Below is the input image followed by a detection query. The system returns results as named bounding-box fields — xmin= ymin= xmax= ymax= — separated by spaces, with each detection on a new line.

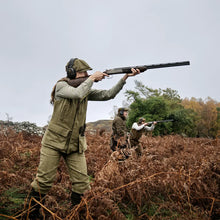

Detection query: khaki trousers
xmin=31 ymin=145 xmax=91 ymax=194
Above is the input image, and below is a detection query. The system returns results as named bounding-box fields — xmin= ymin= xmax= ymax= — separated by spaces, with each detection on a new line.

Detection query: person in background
xmin=110 ymin=107 xmax=129 ymax=152
xmin=130 ymin=117 xmax=157 ymax=156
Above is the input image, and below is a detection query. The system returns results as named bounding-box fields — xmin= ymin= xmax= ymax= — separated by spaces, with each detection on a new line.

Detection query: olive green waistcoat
xmin=42 ymin=97 xmax=88 ymax=154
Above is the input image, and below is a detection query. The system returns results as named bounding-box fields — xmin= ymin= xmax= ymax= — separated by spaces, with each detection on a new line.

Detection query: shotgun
xmin=68 ymin=61 xmax=190 ymax=88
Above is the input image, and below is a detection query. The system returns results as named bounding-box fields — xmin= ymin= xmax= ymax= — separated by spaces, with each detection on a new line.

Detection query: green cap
xmin=138 ymin=117 xmax=146 ymax=123
xmin=73 ymin=58 xmax=92 ymax=72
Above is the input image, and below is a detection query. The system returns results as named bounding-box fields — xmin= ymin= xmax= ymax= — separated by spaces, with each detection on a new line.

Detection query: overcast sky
xmin=0 ymin=0 xmax=219 ymax=126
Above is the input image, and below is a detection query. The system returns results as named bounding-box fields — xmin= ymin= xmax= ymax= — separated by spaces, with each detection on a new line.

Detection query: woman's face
xmin=76 ymin=71 xmax=89 ymax=78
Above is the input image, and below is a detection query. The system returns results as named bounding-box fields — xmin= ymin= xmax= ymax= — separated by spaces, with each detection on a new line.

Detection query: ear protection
xmin=119 ymin=109 xmax=124 ymax=115
xmin=66 ymin=58 xmax=78 ymax=79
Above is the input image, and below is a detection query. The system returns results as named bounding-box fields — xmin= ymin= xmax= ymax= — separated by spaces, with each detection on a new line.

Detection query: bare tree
xmin=5 ymin=113 xmax=13 ymax=122
xmin=109 ymin=105 xmax=118 ymax=119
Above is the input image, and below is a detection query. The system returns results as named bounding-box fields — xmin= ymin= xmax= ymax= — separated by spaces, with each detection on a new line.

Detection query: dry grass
xmin=0 ymin=129 xmax=219 ymax=219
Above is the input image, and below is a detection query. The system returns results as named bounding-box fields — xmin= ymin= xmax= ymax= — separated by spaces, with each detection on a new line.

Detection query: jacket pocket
xmin=42 ymin=123 xmax=70 ymax=151
xmin=78 ymin=135 xmax=87 ymax=153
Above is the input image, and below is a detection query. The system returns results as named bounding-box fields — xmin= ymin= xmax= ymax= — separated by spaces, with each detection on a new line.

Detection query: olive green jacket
xmin=42 ymin=78 xmax=126 ymax=154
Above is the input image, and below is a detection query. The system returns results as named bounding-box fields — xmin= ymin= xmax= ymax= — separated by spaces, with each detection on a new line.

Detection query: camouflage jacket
xmin=111 ymin=115 xmax=128 ymax=141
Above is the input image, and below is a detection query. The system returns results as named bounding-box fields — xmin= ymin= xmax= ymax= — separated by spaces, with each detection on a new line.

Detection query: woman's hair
xmin=50 ymin=77 xmax=70 ymax=105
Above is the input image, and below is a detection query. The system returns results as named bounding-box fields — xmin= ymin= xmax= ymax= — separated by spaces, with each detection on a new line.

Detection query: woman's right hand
xmin=89 ymin=71 xmax=108 ymax=82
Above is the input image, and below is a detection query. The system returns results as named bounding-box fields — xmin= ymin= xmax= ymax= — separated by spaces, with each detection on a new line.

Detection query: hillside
xmin=0 ymin=119 xmax=112 ymax=136
xmin=0 ymin=128 xmax=219 ymax=219
xmin=86 ymin=119 xmax=112 ymax=133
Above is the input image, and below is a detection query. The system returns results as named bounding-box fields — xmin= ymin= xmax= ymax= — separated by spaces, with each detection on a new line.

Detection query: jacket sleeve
xmin=88 ymin=78 xmax=126 ymax=101
xmin=55 ymin=78 xmax=93 ymax=100
xmin=132 ymin=122 xmax=145 ymax=130
xmin=144 ymin=124 xmax=155 ymax=131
